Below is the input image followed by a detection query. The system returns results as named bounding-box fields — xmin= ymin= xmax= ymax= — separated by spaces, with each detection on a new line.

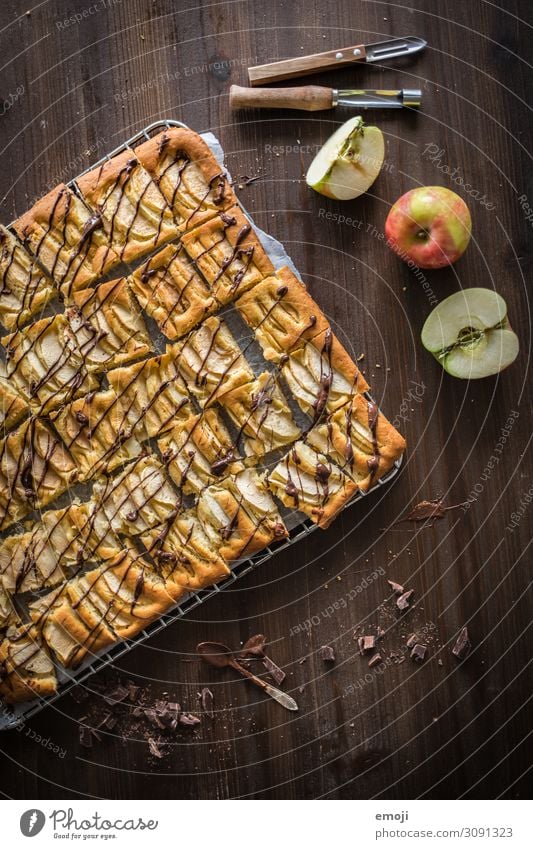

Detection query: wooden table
xmin=0 ymin=0 xmax=530 ymax=800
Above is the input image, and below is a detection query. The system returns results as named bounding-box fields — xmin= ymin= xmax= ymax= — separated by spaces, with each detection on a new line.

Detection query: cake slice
xmin=0 ymin=362 xmax=29 ymax=431
xmin=158 ymin=408 xmax=243 ymax=496
xmin=0 ymin=625 xmax=57 ymax=703
xmin=196 ymin=468 xmax=287 ymax=562
xmin=0 ymin=418 xmax=77 ymax=530
xmin=65 ymin=278 xmax=153 ymax=372
xmin=128 ymin=243 xmax=216 ymax=341
xmin=12 ymin=184 xmax=120 ymax=299
xmin=266 ymin=440 xmax=359 ymax=529
xmin=133 ymin=128 xmax=236 ymax=232
xmin=180 ymin=207 xmax=274 ymax=305
xmin=0 ymin=226 xmax=56 ymax=331
xmin=2 ymin=314 xmax=98 ymax=414
xmin=91 ymin=454 xmax=180 ymax=536
xmin=217 ymin=371 xmax=301 ymax=457
xmin=107 ymin=350 xmax=194 ymax=441
xmin=50 ymin=388 xmax=143 ymax=480
xmin=235 ymin=266 xmax=330 ymax=362
xmin=306 ymin=393 xmax=405 ymax=488
xmin=76 ymin=150 xmax=180 ymax=265
xmin=282 ymin=329 xmax=368 ymax=423
xmin=172 ymin=315 xmax=254 ymax=407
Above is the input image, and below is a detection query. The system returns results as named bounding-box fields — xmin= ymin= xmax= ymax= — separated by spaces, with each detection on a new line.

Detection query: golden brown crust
xmin=65 ymin=278 xmax=153 ymax=372
xmin=107 ymin=350 xmax=194 ymax=440
xmin=235 ymin=266 xmax=330 ymax=362
xmin=13 ymin=184 xmax=120 ymax=296
xmin=0 ymin=226 xmax=56 ymax=331
xmin=128 ymin=243 xmax=216 ymax=341
xmin=217 ymin=371 xmax=301 ymax=457
xmin=0 ymin=626 xmax=57 ymax=704
xmin=0 ymin=418 xmax=78 ymax=531
xmin=76 ymin=150 xmax=180 ymax=265
xmin=158 ymin=408 xmax=243 ymax=496
xmin=180 ymin=206 xmax=275 ymax=305
xmin=0 ymin=363 xmax=29 ymax=431
xmin=134 ymin=128 xmax=237 ymax=231
xmin=50 ymin=388 xmax=143 ymax=480
xmin=172 ymin=315 xmax=254 ymax=407
xmin=307 ymin=393 xmax=405 ymax=488
xmin=2 ymin=314 xmax=98 ymax=415
xmin=266 ymin=441 xmax=359 ymax=529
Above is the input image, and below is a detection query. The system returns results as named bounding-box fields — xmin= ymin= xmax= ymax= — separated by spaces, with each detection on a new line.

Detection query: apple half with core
xmin=385 ymin=186 xmax=472 ymax=269
xmin=421 ymin=288 xmax=519 ymax=379
xmin=306 ymin=117 xmax=385 ymax=200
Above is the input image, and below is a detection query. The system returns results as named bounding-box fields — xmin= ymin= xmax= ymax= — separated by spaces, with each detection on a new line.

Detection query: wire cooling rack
xmin=0 ymin=120 xmax=403 ymax=729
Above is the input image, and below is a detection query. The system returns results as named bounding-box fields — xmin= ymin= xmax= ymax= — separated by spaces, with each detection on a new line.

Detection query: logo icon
xmin=20 ymin=810 xmax=46 ymax=837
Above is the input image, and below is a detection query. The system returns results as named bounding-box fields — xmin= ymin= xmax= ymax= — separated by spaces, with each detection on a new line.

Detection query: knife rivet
xmin=353 ymin=48 xmax=362 ymax=56
xmin=335 ymin=52 xmax=343 ymax=60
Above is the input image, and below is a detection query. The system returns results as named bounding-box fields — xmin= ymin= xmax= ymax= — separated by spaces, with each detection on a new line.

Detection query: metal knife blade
xmin=365 ymin=36 xmax=427 ymax=63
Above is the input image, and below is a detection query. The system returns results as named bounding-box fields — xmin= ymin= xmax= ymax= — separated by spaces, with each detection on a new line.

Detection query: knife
xmin=230 ymin=85 xmax=422 ymax=111
xmin=248 ymin=36 xmax=427 ymax=85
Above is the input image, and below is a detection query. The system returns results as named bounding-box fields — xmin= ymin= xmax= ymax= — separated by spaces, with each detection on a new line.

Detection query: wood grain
xmin=0 ymin=0 xmax=531 ymax=801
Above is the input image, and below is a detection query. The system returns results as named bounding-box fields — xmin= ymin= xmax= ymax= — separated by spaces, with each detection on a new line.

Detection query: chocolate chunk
xmin=200 ymin=687 xmax=214 ymax=719
xmin=127 ymin=683 xmax=141 ymax=701
xmin=98 ymin=712 xmax=118 ymax=731
xmin=368 ymin=653 xmax=382 ymax=668
xmin=262 ymin=654 xmax=286 ymax=684
xmin=318 ymin=645 xmax=335 ymax=662
xmin=406 ymin=634 xmax=418 ymax=648
xmin=144 ymin=708 xmax=166 ymax=730
xmin=360 ymin=636 xmax=376 ymax=653
xmin=132 ymin=706 xmax=144 ymax=718
xmin=148 ymin=737 xmax=164 ymax=759
xmin=241 ymin=634 xmax=266 ymax=657
xmin=178 ymin=712 xmax=201 ymax=726
xmin=103 ymin=684 xmax=130 ymax=705
xmin=452 ymin=626 xmax=471 ymax=661
xmin=410 ymin=644 xmax=427 ymax=663
xmin=387 ymin=580 xmax=404 ymax=595
xmin=79 ymin=725 xmax=93 ymax=748
xmin=396 ymin=590 xmax=415 ymax=611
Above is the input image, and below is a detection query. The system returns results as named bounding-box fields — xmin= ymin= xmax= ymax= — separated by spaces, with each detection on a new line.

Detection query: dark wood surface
xmin=0 ymin=0 xmax=531 ymax=801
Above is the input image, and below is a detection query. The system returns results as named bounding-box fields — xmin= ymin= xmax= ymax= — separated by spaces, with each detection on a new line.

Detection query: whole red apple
xmin=385 ymin=186 xmax=472 ymax=269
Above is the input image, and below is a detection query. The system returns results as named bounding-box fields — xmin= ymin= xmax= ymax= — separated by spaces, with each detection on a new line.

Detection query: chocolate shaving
xmin=406 ymin=634 xmax=418 ymax=648
xmin=262 ymin=654 xmax=285 ymax=685
xmin=392 ymin=499 xmax=469 ymax=526
xmin=178 ymin=712 xmax=201 ymax=727
xmin=79 ymin=725 xmax=93 ymax=748
xmin=103 ymin=684 xmax=130 ymax=705
xmin=387 ymin=580 xmax=404 ymax=595
xmin=396 ymin=590 xmax=415 ymax=611
xmin=148 ymin=737 xmax=164 ymax=759
xmin=410 ymin=644 xmax=427 ymax=663
xmin=318 ymin=645 xmax=335 ymax=662
xmin=240 ymin=633 xmax=267 ymax=657
xmin=200 ymin=687 xmax=214 ymax=719
xmin=368 ymin=653 xmax=382 ymax=668
xmin=452 ymin=626 xmax=471 ymax=661
xmin=127 ymin=683 xmax=141 ymax=701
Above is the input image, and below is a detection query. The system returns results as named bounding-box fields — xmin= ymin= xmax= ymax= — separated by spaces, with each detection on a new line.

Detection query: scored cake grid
xmin=0 ymin=120 xmax=405 ymax=713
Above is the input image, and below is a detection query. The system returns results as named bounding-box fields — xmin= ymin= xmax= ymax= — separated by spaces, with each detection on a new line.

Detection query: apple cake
xmin=0 ymin=126 xmax=405 ymax=705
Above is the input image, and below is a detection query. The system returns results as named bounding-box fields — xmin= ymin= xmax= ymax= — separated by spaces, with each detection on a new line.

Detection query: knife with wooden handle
xmin=230 ymin=85 xmax=422 ymax=111
xmin=248 ymin=36 xmax=427 ymax=85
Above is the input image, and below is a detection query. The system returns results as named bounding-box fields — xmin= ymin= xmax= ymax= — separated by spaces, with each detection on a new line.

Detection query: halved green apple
xmin=421 ymin=288 xmax=519 ymax=379
xmin=306 ymin=117 xmax=385 ymax=200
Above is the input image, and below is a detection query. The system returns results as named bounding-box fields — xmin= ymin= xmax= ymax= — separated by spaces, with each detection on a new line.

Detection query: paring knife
xmin=230 ymin=85 xmax=422 ymax=111
xmin=248 ymin=36 xmax=427 ymax=85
